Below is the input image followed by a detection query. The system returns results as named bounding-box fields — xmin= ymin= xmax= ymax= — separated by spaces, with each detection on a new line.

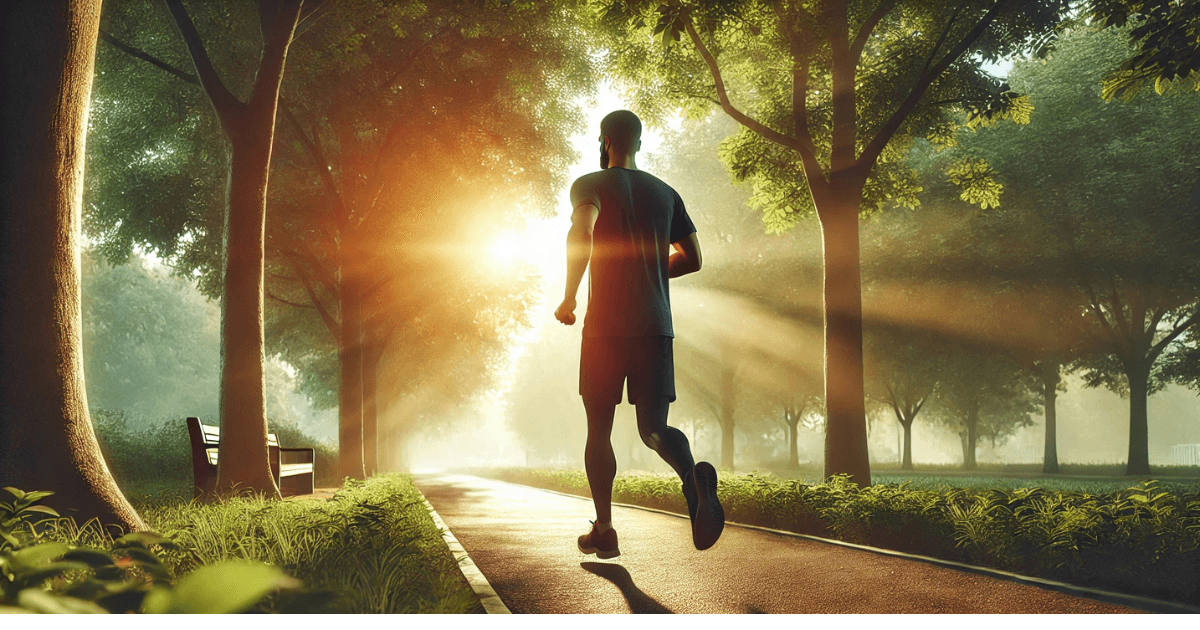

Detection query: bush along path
xmin=484 ymin=468 xmax=1200 ymax=608
xmin=0 ymin=475 xmax=481 ymax=613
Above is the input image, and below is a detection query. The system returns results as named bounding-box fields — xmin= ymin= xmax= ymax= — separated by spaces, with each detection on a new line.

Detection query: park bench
xmin=186 ymin=417 xmax=315 ymax=498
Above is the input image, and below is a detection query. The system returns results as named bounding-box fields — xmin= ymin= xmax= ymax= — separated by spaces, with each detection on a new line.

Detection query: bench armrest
xmin=279 ymin=447 xmax=315 ymax=464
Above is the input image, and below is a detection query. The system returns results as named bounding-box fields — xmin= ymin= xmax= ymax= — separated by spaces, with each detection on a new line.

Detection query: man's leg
xmin=583 ymin=397 xmax=618 ymax=525
xmin=634 ymin=397 xmax=694 ymax=481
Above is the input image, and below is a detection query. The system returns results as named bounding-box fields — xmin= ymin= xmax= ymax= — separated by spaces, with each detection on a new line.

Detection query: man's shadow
xmin=580 ymin=562 xmax=673 ymax=614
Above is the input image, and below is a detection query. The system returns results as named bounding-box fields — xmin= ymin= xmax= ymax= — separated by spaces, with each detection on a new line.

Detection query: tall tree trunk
xmin=362 ymin=341 xmax=380 ymax=477
xmin=963 ymin=407 xmax=979 ymax=470
xmin=818 ymin=198 xmax=871 ymax=486
xmin=0 ymin=0 xmax=143 ymax=531
xmin=1125 ymin=361 xmax=1151 ymax=476
xmin=1041 ymin=361 xmax=1060 ymax=474
xmin=166 ymin=0 xmax=303 ymax=498
xmin=900 ymin=419 xmax=913 ymax=470
xmin=215 ymin=108 xmax=279 ymax=496
xmin=338 ymin=276 xmax=364 ymax=480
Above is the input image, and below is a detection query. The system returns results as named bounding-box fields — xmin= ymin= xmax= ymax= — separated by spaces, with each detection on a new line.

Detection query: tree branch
xmin=164 ymin=0 xmax=244 ymax=122
xmin=266 ymin=290 xmax=315 ymax=309
xmin=857 ymin=0 xmax=1004 ymax=170
xmin=1149 ymin=309 xmax=1200 ymax=362
xmin=98 ymin=28 xmax=200 ymax=86
xmin=851 ymin=0 xmax=899 ymax=67
xmin=682 ymin=17 xmax=807 ymax=156
xmin=289 ymin=258 xmax=339 ymax=338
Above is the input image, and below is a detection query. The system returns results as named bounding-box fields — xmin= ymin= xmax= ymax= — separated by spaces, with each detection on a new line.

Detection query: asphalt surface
xmin=414 ymin=473 xmax=1139 ymax=614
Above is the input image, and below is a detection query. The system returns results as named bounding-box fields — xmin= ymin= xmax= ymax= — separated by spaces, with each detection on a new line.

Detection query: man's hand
xmin=555 ymin=297 xmax=577 ymax=325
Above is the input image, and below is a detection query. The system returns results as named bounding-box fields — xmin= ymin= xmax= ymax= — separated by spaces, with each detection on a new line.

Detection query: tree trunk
xmin=0 ymin=0 xmax=143 ymax=531
xmin=1041 ymin=362 xmax=1060 ymax=474
xmin=963 ymin=407 xmax=979 ymax=470
xmin=338 ymin=276 xmax=365 ymax=480
xmin=900 ymin=419 xmax=913 ymax=470
xmin=166 ymin=0 xmax=302 ymax=498
xmin=362 ymin=341 xmax=379 ymax=478
xmin=817 ymin=198 xmax=871 ymax=486
xmin=215 ymin=107 xmax=279 ymax=497
xmin=1125 ymin=362 xmax=1151 ymax=476
xmin=786 ymin=418 xmax=800 ymax=469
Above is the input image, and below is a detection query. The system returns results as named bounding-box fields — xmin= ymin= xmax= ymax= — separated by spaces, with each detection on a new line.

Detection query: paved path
xmin=414 ymin=473 xmax=1139 ymax=614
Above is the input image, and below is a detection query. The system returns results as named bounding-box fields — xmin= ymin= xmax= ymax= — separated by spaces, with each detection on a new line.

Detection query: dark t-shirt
xmin=570 ymin=167 xmax=696 ymax=338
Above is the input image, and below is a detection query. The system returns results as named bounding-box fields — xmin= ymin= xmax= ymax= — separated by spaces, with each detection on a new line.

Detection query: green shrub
xmin=92 ymin=410 xmax=339 ymax=495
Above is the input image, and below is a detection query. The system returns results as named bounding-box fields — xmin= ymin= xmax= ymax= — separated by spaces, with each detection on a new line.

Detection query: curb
xmin=421 ymin=496 xmax=511 ymax=614
xmin=509 ymin=480 xmax=1200 ymax=615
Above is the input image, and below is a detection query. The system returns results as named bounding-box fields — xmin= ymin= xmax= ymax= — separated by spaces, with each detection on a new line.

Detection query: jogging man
xmin=555 ymin=110 xmax=724 ymax=558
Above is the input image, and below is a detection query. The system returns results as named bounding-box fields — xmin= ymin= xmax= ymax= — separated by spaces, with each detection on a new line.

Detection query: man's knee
xmin=640 ymin=429 xmax=662 ymax=451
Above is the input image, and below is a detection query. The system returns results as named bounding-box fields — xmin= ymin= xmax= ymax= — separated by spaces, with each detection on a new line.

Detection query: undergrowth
xmin=1 ymin=475 xmax=479 ymax=614
xmin=488 ymin=468 xmax=1200 ymax=607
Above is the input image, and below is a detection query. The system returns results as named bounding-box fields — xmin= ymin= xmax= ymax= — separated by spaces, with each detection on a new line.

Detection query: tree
xmin=81 ymin=252 xmax=220 ymax=423
xmin=1092 ymin=0 xmax=1200 ymax=98
xmin=953 ymin=26 xmax=1200 ymax=475
xmin=0 ymin=0 xmax=143 ymax=530
xmin=597 ymin=0 xmax=1074 ymax=485
xmin=258 ymin=0 xmax=590 ymax=477
xmin=160 ymin=0 xmax=335 ymax=496
xmin=864 ymin=325 xmax=941 ymax=470
xmin=929 ymin=344 xmax=1037 ymax=469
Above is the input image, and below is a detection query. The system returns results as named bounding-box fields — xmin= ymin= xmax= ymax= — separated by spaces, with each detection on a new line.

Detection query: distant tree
xmin=0 ymin=0 xmax=143 ymax=530
xmin=863 ymin=325 xmax=942 ymax=470
xmin=81 ymin=252 xmax=220 ymax=422
xmin=953 ymin=26 xmax=1200 ymax=475
xmin=596 ymin=0 xmax=1075 ymax=485
xmin=929 ymin=344 xmax=1037 ymax=469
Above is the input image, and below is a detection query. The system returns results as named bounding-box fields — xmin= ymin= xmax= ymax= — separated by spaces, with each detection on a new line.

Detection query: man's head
xmin=599 ymin=110 xmax=641 ymax=169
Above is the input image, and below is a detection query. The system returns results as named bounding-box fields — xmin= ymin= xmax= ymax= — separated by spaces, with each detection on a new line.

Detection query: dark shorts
xmin=579 ymin=335 xmax=675 ymax=406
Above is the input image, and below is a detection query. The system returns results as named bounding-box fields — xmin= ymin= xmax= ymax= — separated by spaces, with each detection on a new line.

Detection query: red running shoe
xmin=577 ymin=521 xmax=620 ymax=559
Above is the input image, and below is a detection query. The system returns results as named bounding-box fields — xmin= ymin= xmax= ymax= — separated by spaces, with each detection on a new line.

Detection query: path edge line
xmin=420 ymin=494 xmax=511 ymax=614
xmin=510 ymin=479 xmax=1200 ymax=615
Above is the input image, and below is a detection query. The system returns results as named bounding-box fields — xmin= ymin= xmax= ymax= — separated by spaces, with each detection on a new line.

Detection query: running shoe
xmin=577 ymin=521 xmax=620 ymax=559
xmin=689 ymin=461 xmax=724 ymax=550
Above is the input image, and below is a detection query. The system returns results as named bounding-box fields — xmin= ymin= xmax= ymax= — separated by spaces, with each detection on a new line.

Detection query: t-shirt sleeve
xmin=570 ymin=174 xmax=601 ymax=211
xmin=668 ymin=190 xmax=697 ymax=243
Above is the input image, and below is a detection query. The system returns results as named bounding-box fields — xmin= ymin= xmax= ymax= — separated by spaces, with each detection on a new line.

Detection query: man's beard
xmin=600 ymin=145 xmax=609 ymax=169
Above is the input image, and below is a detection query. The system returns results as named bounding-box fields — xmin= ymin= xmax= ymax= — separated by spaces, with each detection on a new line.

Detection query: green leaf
xmin=8 ymin=543 xmax=70 ymax=570
xmin=16 ymin=589 xmax=108 ymax=614
xmin=2 ymin=488 xmax=27 ymax=500
xmin=21 ymin=506 xmax=59 ymax=518
xmin=61 ymin=547 xmax=117 ymax=568
xmin=17 ymin=492 xmax=53 ymax=505
xmin=141 ymin=562 xmax=300 ymax=614
xmin=114 ymin=532 xmax=176 ymax=550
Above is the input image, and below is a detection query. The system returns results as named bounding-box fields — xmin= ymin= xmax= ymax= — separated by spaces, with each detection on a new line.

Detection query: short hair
xmin=599 ymin=110 xmax=642 ymax=154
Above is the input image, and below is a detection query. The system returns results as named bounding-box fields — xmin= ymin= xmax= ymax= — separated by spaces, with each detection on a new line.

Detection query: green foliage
xmin=141 ymin=475 xmax=478 ymax=613
xmin=91 ymin=410 xmax=339 ymax=495
xmin=493 ymin=468 xmax=1200 ymax=605
xmin=945 ymin=157 xmax=1003 ymax=210
xmin=0 ymin=476 xmax=476 ymax=614
xmin=0 ymin=488 xmax=298 ymax=614
xmin=1093 ymin=0 xmax=1200 ymax=99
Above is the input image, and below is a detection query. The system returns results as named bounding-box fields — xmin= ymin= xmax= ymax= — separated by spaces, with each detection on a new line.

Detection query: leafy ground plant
xmin=2 ymin=475 xmax=480 ymax=614
xmin=485 ymin=468 xmax=1200 ymax=606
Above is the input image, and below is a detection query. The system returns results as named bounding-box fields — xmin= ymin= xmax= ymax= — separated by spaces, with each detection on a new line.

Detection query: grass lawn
xmin=482 ymin=466 xmax=1200 ymax=607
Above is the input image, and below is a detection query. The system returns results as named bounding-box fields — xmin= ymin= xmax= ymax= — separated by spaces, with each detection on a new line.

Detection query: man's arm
xmin=669 ymin=232 xmax=702 ymax=278
xmin=555 ymin=203 xmax=599 ymax=325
